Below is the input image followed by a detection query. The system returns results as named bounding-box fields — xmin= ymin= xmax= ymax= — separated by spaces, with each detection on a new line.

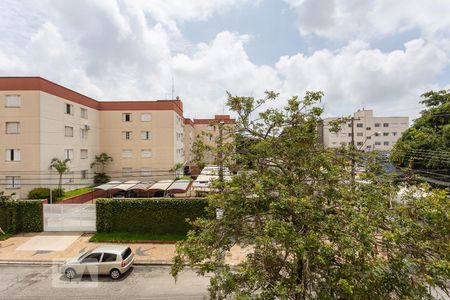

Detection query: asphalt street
xmin=0 ymin=265 xmax=210 ymax=299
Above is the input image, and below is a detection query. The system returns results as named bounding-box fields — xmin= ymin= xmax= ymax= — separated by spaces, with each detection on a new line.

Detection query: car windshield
xmin=121 ymin=247 xmax=132 ymax=260
xmin=78 ymin=250 xmax=93 ymax=261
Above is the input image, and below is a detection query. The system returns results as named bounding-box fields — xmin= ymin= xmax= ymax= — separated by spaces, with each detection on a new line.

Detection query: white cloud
xmin=0 ymin=0 xmax=448 ymax=121
xmin=286 ymin=0 xmax=450 ymax=43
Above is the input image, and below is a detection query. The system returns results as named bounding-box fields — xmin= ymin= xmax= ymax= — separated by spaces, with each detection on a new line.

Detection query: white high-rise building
xmin=321 ymin=109 xmax=409 ymax=151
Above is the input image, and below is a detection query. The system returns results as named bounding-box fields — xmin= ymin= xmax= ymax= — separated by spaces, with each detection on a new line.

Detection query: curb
xmin=0 ymin=260 xmax=173 ymax=266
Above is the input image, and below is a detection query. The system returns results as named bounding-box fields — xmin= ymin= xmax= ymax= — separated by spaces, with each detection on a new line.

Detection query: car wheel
xmin=65 ymin=268 xmax=76 ymax=279
xmin=110 ymin=269 xmax=121 ymax=280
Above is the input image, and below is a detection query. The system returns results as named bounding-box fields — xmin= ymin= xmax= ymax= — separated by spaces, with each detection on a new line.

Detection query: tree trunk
xmin=58 ymin=173 xmax=62 ymax=190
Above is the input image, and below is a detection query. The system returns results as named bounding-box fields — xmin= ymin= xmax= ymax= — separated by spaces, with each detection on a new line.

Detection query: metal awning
xmin=167 ymin=180 xmax=192 ymax=193
xmin=147 ymin=180 xmax=174 ymax=192
xmin=111 ymin=180 xmax=141 ymax=191
xmin=130 ymin=181 xmax=156 ymax=191
xmin=94 ymin=181 xmax=122 ymax=191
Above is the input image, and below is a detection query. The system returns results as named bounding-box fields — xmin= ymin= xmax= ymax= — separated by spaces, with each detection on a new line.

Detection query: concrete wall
xmin=0 ymin=91 xmax=41 ymax=198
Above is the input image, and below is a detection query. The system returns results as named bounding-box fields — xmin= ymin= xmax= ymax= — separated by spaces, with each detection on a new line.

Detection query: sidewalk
xmin=0 ymin=232 xmax=250 ymax=266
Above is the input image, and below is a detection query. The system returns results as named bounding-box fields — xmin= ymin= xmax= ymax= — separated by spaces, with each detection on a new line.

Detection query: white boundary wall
xmin=43 ymin=204 xmax=96 ymax=232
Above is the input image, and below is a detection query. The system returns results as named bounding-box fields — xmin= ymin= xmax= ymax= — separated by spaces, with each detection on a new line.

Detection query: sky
xmin=0 ymin=0 xmax=449 ymax=121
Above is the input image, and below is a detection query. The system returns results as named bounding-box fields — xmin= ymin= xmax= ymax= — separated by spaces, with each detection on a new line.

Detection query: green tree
xmin=391 ymin=90 xmax=450 ymax=171
xmin=191 ymin=134 xmax=211 ymax=170
xmin=50 ymin=158 xmax=70 ymax=190
xmin=90 ymin=153 xmax=113 ymax=184
xmin=172 ymin=91 xmax=449 ymax=299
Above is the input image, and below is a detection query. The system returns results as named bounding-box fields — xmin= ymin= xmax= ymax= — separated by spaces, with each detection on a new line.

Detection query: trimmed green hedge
xmin=96 ymin=198 xmax=209 ymax=235
xmin=0 ymin=200 xmax=43 ymax=233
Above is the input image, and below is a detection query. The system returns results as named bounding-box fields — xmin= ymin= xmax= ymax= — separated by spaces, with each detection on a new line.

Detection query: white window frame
xmin=65 ymin=103 xmax=74 ymax=115
xmin=140 ymin=131 xmax=151 ymax=140
xmin=80 ymin=107 xmax=88 ymax=119
xmin=5 ymin=95 xmax=21 ymax=107
xmin=5 ymin=122 xmax=20 ymax=134
xmin=122 ymin=113 xmax=132 ymax=122
xmin=80 ymin=128 xmax=88 ymax=139
xmin=6 ymin=176 xmax=21 ymax=189
xmin=80 ymin=149 xmax=88 ymax=159
xmin=122 ymin=131 xmax=133 ymax=140
xmin=141 ymin=149 xmax=152 ymax=158
xmin=64 ymin=149 xmax=74 ymax=160
xmin=65 ymin=126 xmax=74 ymax=137
xmin=140 ymin=113 xmax=151 ymax=122
xmin=122 ymin=149 xmax=132 ymax=159
xmin=122 ymin=168 xmax=133 ymax=177
xmin=5 ymin=149 xmax=21 ymax=161
xmin=141 ymin=167 xmax=151 ymax=177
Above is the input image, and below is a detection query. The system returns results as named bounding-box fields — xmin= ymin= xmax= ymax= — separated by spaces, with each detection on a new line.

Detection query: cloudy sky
xmin=1 ymin=0 xmax=449 ymax=120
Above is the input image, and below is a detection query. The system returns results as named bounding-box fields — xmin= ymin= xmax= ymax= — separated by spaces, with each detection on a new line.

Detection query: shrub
xmin=94 ymin=172 xmax=110 ymax=185
xmin=0 ymin=200 xmax=43 ymax=233
xmin=28 ymin=188 xmax=64 ymax=201
xmin=96 ymin=198 xmax=209 ymax=235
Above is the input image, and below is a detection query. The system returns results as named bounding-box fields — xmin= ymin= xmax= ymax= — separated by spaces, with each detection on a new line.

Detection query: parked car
xmin=61 ymin=245 xmax=134 ymax=280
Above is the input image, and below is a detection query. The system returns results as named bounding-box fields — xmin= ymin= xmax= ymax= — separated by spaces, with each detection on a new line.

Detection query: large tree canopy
xmin=391 ymin=90 xmax=450 ymax=171
xmin=172 ymin=91 xmax=449 ymax=299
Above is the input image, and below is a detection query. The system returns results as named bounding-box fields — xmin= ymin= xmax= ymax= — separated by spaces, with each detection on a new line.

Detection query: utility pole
xmin=350 ymin=117 xmax=360 ymax=185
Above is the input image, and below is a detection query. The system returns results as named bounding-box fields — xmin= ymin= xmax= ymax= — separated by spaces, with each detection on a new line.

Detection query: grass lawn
xmin=0 ymin=233 xmax=13 ymax=241
xmin=89 ymin=232 xmax=186 ymax=243
xmin=60 ymin=187 xmax=93 ymax=200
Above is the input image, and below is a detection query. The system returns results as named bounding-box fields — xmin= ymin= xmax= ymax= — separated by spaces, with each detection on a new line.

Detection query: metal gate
xmin=43 ymin=204 xmax=96 ymax=232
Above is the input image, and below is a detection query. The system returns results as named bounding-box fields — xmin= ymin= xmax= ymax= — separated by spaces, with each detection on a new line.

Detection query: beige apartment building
xmin=0 ymin=77 xmax=234 ymax=198
xmin=321 ymin=109 xmax=409 ymax=151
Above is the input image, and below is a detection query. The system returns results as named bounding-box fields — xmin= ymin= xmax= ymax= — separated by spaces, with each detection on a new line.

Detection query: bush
xmin=96 ymin=198 xmax=209 ymax=235
xmin=94 ymin=172 xmax=110 ymax=185
xmin=0 ymin=200 xmax=43 ymax=233
xmin=28 ymin=188 xmax=64 ymax=200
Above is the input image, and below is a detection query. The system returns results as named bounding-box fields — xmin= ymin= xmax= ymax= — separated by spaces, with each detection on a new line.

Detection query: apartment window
xmin=375 ymin=142 xmax=381 ymax=146
xmin=383 ymin=141 xmax=390 ymax=146
xmin=64 ymin=149 xmax=74 ymax=160
xmin=140 ymin=113 xmax=151 ymax=122
xmin=366 ymin=127 xmax=371 ymax=130
xmin=348 ymin=133 xmax=352 ymax=137
xmin=80 ymin=108 xmax=88 ymax=119
xmin=383 ymin=132 xmax=389 ymax=136
xmin=80 ymin=128 xmax=88 ymax=139
xmin=383 ymin=123 xmax=389 ymax=127
xmin=5 ymin=149 xmax=21 ymax=161
xmin=141 ymin=149 xmax=152 ymax=158
xmin=80 ymin=149 xmax=88 ymax=159
xmin=122 ymin=113 xmax=132 ymax=122
xmin=65 ymin=126 xmax=74 ymax=137
xmin=5 ymin=95 xmax=21 ymax=107
xmin=122 ymin=131 xmax=133 ymax=140
xmin=122 ymin=149 xmax=132 ymax=158
xmin=357 ymin=142 xmax=363 ymax=146
xmin=5 ymin=122 xmax=20 ymax=134
xmin=340 ymin=142 xmax=346 ymax=146
xmin=392 ymin=132 xmax=397 ymax=136
xmin=122 ymin=168 xmax=133 ymax=177
xmin=374 ymin=123 xmax=381 ymax=127
xmin=65 ymin=103 xmax=73 ymax=115
xmin=141 ymin=167 xmax=151 ymax=177
xmin=348 ymin=123 xmax=352 ymax=127
xmin=356 ymin=123 xmax=363 ymax=128
xmin=357 ymin=132 xmax=363 ymax=137
xmin=207 ymin=125 xmax=214 ymax=131
xmin=65 ymin=171 xmax=74 ymax=183
xmin=81 ymin=170 xmax=88 ymax=179
xmin=374 ymin=132 xmax=380 ymax=137
xmin=6 ymin=176 xmax=20 ymax=189
xmin=141 ymin=131 xmax=151 ymax=140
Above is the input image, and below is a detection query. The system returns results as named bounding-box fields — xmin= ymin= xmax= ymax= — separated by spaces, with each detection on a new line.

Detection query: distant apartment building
xmin=321 ymin=109 xmax=409 ymax=152
xmin=0 ymin=77 xmax=234 ymax=198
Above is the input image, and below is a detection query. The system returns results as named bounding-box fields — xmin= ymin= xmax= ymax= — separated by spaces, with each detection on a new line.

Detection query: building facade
xmin=322 ymin=109 xmax=409 ymax=152
xmin=0 ymin=77 xmax=234 ymax=198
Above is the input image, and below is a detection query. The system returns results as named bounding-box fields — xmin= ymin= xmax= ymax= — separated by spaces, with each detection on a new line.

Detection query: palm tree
xmin=50 ymin=158 xmax=70 ymax=190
